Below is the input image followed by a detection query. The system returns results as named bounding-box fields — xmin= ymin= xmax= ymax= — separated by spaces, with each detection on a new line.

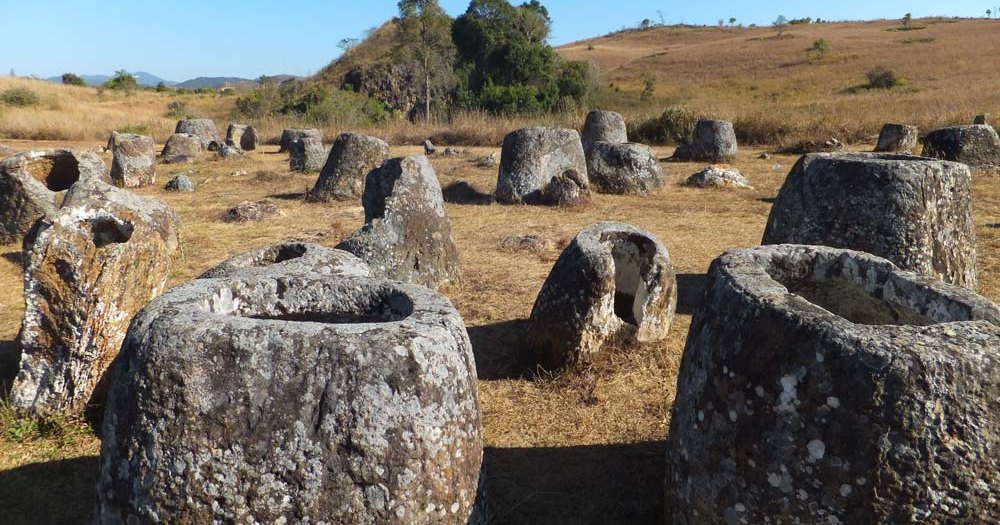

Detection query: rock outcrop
xmin=528 ymin=222 xmax=677 ymax=369
xmin=672 ymin=119 xmax=738 ymax=162
xmin=496 ymin=127 xmax=589 ymax=205
xmin=586 ymin=142 xmax=664 ymax=195
xmin=9 ymin=180 xmax=179 ymax=413
xmin=96 ymin=273 xmax=483 ymax=524
xmin=309 ymin=133 xmax=390 ymax=201
xmin=920 ymin=124 xmax=1000 ymax=169
xmin=763 ymin=153 xmax=977 ymax=288
xmin=337 ymin=156 xmax=460 ymax=289
xmin=666 ymin=244 xmax=1000 ymax=524
xmin=110 ymin=133 xmax=156 ymax=188
xmin=0 ymin=149 xmax=108 ymax=245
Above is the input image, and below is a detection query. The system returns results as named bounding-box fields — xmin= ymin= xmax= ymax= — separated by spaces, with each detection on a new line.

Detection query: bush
xmin=104 ymin=70 xmax=138 ymax=92
xmin=165 ymin=100 xmax=188 ymax=118
xmin=61 ymin=73 xmax=86 ymax=86
xmin=629 ymin=107 xmax=704 ymax=145
xmin=866 ymin=67 xmax=899 ymax=89
xmin=116 ymin=124 xmax=152 ymax=135
xmin=0 ymin=87 xmax=40 ymax=107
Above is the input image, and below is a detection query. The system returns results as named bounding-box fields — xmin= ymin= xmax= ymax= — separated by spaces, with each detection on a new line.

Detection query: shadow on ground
xmin=467 ymin=320 xmax=532 ymax=380
xmin=0 ymin=455 xmax=97 ymax=525
xmin=676 ymin=273 xmax=708 ymax=316
xmin=269 ymin=191 xmax=308 ymax=201
xmin=482 ymin=440 xmax=664 ymax=525
xmin=0 ymin=339 xmax=20 ymax=398
xmin=0 ymin=251 xmax=21 ymax=266
xmin=443 ymin=181 xmax=494 ymax=206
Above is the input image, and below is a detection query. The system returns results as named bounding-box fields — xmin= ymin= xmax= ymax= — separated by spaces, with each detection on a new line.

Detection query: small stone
xmin=476 ymin=152 xmax=500 ymax=168
xmin=164 ymin=174 xmax=194 ymax=192
xmin=685 ymin=166 xmax=751 ymax=189
xmin=223 ymin=200 xmax=279 ymax=222
xmin=759 ymin=152 xmax=771 ymax=160
xmin=424 ymin=138 xmax=437 ymax=155
xmin=217 ymin=144 xmax=243 ymax=159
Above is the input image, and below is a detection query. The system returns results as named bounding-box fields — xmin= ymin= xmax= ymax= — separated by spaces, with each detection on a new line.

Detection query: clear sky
xmin=2 ymin=0 xmax=993 ymax=81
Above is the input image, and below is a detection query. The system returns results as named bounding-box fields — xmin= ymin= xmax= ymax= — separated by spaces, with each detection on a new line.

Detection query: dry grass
xmin=1 ymin=134 xmax=998 ymax=523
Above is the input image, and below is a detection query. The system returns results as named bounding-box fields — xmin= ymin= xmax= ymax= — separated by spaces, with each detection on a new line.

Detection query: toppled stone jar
xmin=10 ymin=180 xmax=180 ymax=414
xmin=528 ymin=222 xmax=677 ymax=369
xmin=666 ymin=244 xmax=1000 ymax=524
xmin=0 ymin=149 xmax=108 ymax=244
xmin=763 ymin=153 xmax=977 ymax=289
xmin=96 ymin=274 xmax=483 ymax=525
xmin=198 ymin=242 xmax=372 ymax=279
xmin=495 ymin=126 xmax=590 ymax=205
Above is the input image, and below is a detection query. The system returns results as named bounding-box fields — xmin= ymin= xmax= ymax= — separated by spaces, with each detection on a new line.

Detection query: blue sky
xmin=1 ymin=0 xmax=993 ymax=81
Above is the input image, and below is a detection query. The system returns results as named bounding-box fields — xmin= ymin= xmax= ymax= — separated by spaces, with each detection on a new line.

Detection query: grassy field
xmin=0 ymin=134 xmax=998 ymax=523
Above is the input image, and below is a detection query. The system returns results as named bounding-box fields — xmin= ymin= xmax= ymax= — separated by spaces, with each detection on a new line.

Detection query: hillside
xmin=558 ymin=18 xmax=1000 ymax=143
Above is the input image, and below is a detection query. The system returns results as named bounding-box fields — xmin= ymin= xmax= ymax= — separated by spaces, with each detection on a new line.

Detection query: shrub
xmin=809 ymin=39 xmax=830 ymax=59
xmin=61 ymin=73 xmax=86 ymax=86
xmin=866 ymin=67 xmax=899 ymax=89
xmin=1 ymin=87 xmax=40 ymax=107
xmin=116 ymin=124 xmax=152 ymax=135
xmin=165 ymin=100 xmax=188 ymax=118
xmin=629 ymin=107 xmax=704 ymax=145
xmin=104 ymin=70 xmax=138 ymax=92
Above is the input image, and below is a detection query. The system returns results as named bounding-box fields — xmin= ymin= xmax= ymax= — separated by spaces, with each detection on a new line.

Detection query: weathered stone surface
xmin=586 ymin=141 xmax=664 ymax=195
xmin=206 ymin=140 xmax=223 ymax=152
xmin=174 ymin=118 xmax=221 ymax=149
xmin=763 ymin=153 xmax=977 ymax=288
xmin=10 ymin=180 xmax=179 ymax=413
xmin=541 ymin=170 xmax=590 ymax=206
xmin=164 ymin=174 xmax=194 ymax=192
xmin=672 ymin=119 xmax=738 ymax=162
xmin=279 ymin=128 xmax=321 ymax=153
xmin=337 ymin=156 xmax=460 ymax=289
xmin=96 ymin=273 xmax=483 ymax=525
xmin=666 ymin=244 xmax=1000 ymax=524
xmin=477 ymin=152 xmax=499 ymax=168
xmin=223 ymin=200 xmax=279 ymax=223
xmin=684 ymin=165 xmax=751 ymax=189
xmin=581 ymin=110 xmax=628 ymax=151
xmin=309 ymin=133 xmax=390 ymax=202
xmin=496 ymin=127 xmax=589 ymax=205
xmin=217 ymin=143 xmax=243 ymax=160
xmin=110 ymin=133 xmax=156 ymax=188
xmin=424 ymin=139 xmax=437 ymax=155
xmin=289 ymin=137 xmax=326 ymax=173
xmin=226 ymin=123 xmax=259 ymax=151
xmin=528 ymin=222 xmax=677 ymax=369
xmin=0 ymin=149 xmax=108 ymax=245
xmin=874 ymin=123 xmax=919 ymax=153
xmin=199 ymin=242 xmax=372 ymax=279
xmin=921 ymin=124 xmax=1000 ymax=169
xmin=160 ymin=133 xmax=201 ymax=164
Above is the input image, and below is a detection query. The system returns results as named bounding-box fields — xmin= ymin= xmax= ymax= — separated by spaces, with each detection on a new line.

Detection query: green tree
xmin=810 ymin=38 xmax=830 ymax=59
xmin=640 ymin=76 xmax=655 ymax=101
xmin=155 ymin=81 xmax=171 ymax=93
xmin=61 ymin=73 xmax=86 ymax=86
xmin=104 ymin=70 xmax=138 ymax=93
xmin=397 ymin=0 xmax=457 ymax=122
xmin=774 ymin=15 xmax=788 ymax=36
xmin=729 ymin=17 xmax=737 ymax=27
xmin=902 ymin=13 xmax=913 ymax=30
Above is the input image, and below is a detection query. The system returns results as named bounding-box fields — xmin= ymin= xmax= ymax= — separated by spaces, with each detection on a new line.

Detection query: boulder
xmin=10 ymin=180 xmax=179 ymax=414
xmin=581 ymin=110 xmax=628 ymax=151
xmin=279 ymin=128 xmax=321 ymax=153
xmin=160 ymin=133 xmax=201 ymax=164
xmin=874 ymin=123 xmax=919 ymax=153
xmin=164 ymin=174 xmax=194 ymax=192
xmin=217 ymin=143 xmax=243 ymax=160
xmin=198 ymin=243 xmax=372 ymax=279
xmin=289 ymin=137 xmax=326 ymax=173
xmin=672 ymin=120 xmax=738 ymax=162
xmin=666 ymin=244 xmax=1000 ymax=524
xmin=920 ymin=124 xmax=1000 ymax=169
xmin=337 ymin=156 xmax=460 ymax=289
xmin=224 ymin=200 xmax=280 ymax=223
xmin=586 ymin=142 xmax=664 ymax=195
xmin=226 ymin=123 xmax=259 ymax=151
xmin=763 ymin=153 xmax=977 ymax=288
xmin=110 ymin=133 xmax=156 ymax=188
xmin=309 ymin=133 xmax=390 ymax=202
xmin=0 ymin=149 xmax=108 ymax=245
xmin=541 ymin=170 xmax=590 ymax=206
xmin=496 ymin=127 xmax=590 ymax=205
xmin=174 ymin=119 xmax=221 ymax=149
xmin=96 ymin=274 xmax=483 ymax=525
xmin=528 ymin=222 xmax=677 ymax=369
xmin=424 ymin=138 xmax=437 ymax=155
xmin=477 ymin=152 xmax=499 ymax=168
xmin=684 ymin=166 xmax=752 ymax=189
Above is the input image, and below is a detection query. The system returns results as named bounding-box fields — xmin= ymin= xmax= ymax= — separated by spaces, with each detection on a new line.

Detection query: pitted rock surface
xmin=496 ymin=127 xmax=590 ymax=205
xmin=224 ymin=200 xmax=279 ymax=223
xmin=164 ymin=174 xmax=194 ymax=192
xmin=337 ymin=156 xmax=460 ymax=289
xmin=110 ymin=133 xmax=156 ymax=188
xmin=174 ymin=118 xmax=221 ymax=149
xmin=528 ymin=222 xmax=677 ymax=369
xmin=581 ymin=110 xmax=628 ymax=151
xmin=666 ymin=244 xmax=1000 ymax=524
xmin=289 ymin=137 xmax=327 ymax=173
xmin=920 ymin=124 xmax=1000 ymax=169
xmin=310 ymin=133 xmax=390 ymax=201
xmin=684 ymin=166 xmax=751 ymax=189
xmin=217 ymin=143 xmax=243 ymax=160
xmin=763 ymin=153 xmax=977 ymax=288
xmin=874 ymin=123 xmax=919 ymax=153
xmin=10 ymin=180 xmax=179 ymax=414
xmin=199 ymin=242 xmax=372 ymax=279
xmin=226 ymin=123 xmax=259 ymax=151
xmin=672 ymin=119 xmax=738 ymax=162
xmin=0 ymin=149 xmax=108 ymax=245
xmin=96 ymin=274 xmax=483 ymax=525
xmin=279 ymin=128 xmax=322 ymax=153
xmin=160 ymin=133 xmax=201 ymax=164
xmin=586 ymin=142 xmax=664 ymax=195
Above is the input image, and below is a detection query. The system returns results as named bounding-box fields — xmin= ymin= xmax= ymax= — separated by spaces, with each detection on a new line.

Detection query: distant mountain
xmin=46 ymin=72 xmax=300 ymax=89
xmin=174 ymin=77 xmax=255 ymax=89
xmin=46 ymin=71 xmax=173 ymax=87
